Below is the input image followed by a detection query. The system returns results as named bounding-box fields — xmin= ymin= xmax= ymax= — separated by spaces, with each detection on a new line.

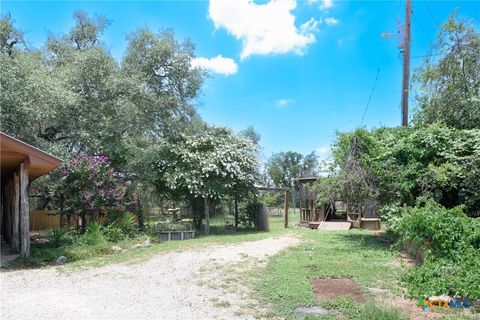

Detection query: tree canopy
xmin=414 ymin=11 xmax=480 ymax=129
xmin=266 ymin=151 xmax=318 ymax=189
xmin=0 ymin=11 xmax=204 ymax=168
xmin=0 ymin=11 xmax=261 ymax=229
xmin=141 ymin=124 xmax=259 ymax=200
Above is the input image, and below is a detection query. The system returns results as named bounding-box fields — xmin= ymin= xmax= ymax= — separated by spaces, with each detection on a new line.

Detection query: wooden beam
xmin=256 ymin=186 xmax=288 ymax=191
xmin=284 ymin=190 xmax=289 ymax=229
xmin=19 ymin=161 xmax=30 ymax=257
xmin=11 ymin=171 xmax=20 ymax=253
xmin=0 ymin=150 xmax=26 ymax=158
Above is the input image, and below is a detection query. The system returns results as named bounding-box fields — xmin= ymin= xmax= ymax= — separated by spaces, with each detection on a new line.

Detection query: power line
xmin=411 ymin=9 xmax=432 ymax=44
xmin=360 ymin=66 xmax=382 ymax=126
xmin=411 ymin=53 xmax=442 ymax=59
xmin=423 ymin=0 xmax=440 ymax=26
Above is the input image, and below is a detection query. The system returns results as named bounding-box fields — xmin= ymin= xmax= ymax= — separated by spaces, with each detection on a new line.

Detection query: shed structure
xmin=1 ymin=133 xmax=62 ymax=257
xmin=297 ymin=177 xmax=380 ymax=230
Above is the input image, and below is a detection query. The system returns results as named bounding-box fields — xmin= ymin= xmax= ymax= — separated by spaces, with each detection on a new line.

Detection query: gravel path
xmin=1 ymin=236 xmax=299 ymax=320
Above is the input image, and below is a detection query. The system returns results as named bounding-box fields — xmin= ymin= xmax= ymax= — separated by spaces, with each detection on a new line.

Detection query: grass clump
xmin=325 ymin=298 xmax=408 ymax=320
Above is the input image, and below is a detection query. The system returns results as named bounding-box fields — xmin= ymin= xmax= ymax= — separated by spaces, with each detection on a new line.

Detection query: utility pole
xmin=401 ymin=0 xmax=412 ymax=127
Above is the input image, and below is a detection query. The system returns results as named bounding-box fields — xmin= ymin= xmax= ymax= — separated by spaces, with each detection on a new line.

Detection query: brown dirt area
xmin=310 ymin=277 xmax=365 ymax=303
xmin=1 ymin=236 xmax=300 ymax=320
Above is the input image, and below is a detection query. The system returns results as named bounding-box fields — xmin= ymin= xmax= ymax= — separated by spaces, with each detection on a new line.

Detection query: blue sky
xmin=3 ymin=0 xmax=479 ymax=162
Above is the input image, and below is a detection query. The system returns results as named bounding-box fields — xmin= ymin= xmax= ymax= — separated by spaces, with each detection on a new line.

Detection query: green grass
xmin=7 ymin=213 xmax=295 ymax=269
xmin=251 ymin=228 xmax=403 ymax=319
xmin=318 ymin=298 xmax=409 ymax=320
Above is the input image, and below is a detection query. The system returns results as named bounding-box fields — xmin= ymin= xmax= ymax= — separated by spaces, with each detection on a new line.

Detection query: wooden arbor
xmin=0 ymin=133 xmax=62 ymax=257
xmin=297 ymin=177 xmax=324 ymax=228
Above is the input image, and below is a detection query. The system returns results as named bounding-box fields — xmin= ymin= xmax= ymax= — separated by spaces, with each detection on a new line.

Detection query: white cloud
xmin=324 ymin=17 xmax=339 ymax=26
xmin=301 ymin=17 xmax=321 ymax=33
xmin=208 ymin=0 xmax=318 ymax=59
xmin=191 ymin=55 xmax=238 ymax=76
xmin=320 ymin=0 xmax=333 ymax=10
xmin=306 ymin=0 xmax=334 ymax=11
xmin=275 ymin=98 xmax=295 ymax=107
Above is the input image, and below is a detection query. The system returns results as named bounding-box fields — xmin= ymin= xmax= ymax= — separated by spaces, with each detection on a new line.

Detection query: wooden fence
xmin=29 ymin=209 xmax=147 ymax=231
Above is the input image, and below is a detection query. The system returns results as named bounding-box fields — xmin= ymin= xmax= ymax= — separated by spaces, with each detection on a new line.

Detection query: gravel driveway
xmin=1 ymin=236 xmax=299 ymax=320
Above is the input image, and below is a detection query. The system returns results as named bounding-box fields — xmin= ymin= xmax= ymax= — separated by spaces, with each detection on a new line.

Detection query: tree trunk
xmin=190 ymin=196 xmax=202 ymax=230
xmin=204 ymin=196 xmax=209 ymax=235
xmin=234 ymin=196 xmax=239 ymax=231
xmin=76 ymin=212 xmax=80 ymax=234
xmin=136 ymin=198 xmax=144 ymax=230
xmin=19 ymin=162 xmax=30 ymax=257
xmin=81 ymin=212 xmax=86 ymax=233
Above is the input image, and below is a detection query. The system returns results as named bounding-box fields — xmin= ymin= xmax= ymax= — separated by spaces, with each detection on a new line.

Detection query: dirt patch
xmin=389 ymin=251 xmax=417 ymax=269
xmin=310 ymin=277 xmax=365 ymax=303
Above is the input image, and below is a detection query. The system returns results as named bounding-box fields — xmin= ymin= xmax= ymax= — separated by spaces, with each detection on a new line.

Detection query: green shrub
xmin=378 ymin=203 xmax=403 ymax=225
xmin=144 ymin=220 xmax=159 ymax=237
xmin=81 ymin=221 xmax=105 ymax=245
xmin=389 ymin=201 xmax=480 ymax=299
xmin=118 ymin=214 xmax=136 ymax=236
xmin=401 ymin=249 xmax=480 ymax=299
xmin=103 ymin=224 xmax=123 ymax=242
xmin=390 ymin=201 xmax=479 ymax=260
xmin=48 ymin=228 xmax=67 ymax=247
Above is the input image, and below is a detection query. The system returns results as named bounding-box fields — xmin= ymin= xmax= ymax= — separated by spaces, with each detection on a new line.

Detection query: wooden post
xmin=256 ymin=203 xmax=269 ymax=231
xmin=19 ymin=161 xmax=30 ymax=257
xmin=3 ymin=179 xmax=12 ymax=244
xmin=401 ymin=0 xmax=411 ymax=126
xmin=204 ymin=196 xmax=209 ymax=235
xmin=11 ymin=172 xmax=20 ymax=253
xmin=284 ymin=190 xmax=289 ymax=229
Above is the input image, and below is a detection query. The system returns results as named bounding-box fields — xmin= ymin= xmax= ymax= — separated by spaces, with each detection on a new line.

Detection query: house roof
xmin=0 ymin=133 xmax=62 ymax=181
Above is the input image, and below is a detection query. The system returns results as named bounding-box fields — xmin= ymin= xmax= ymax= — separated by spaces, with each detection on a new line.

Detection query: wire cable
xmin=423 ymin=1 xmax=440 ymax=26
xmin=360 ymin=67 xmax=381 ymax=126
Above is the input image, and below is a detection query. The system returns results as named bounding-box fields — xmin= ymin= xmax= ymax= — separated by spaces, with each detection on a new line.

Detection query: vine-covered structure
xmin=297 ymin=177 xmax=379 ymax=230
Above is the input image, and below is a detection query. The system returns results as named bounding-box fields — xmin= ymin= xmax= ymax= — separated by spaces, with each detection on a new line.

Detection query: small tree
xmin=414 ymin=11 xmax=480 ymax=129
xmin=146 ymin=125 xmax=259 ymax=233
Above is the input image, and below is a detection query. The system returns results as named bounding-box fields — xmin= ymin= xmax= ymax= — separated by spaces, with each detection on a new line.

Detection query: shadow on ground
xmin=332 ymin=231 xmax=394 ymax=252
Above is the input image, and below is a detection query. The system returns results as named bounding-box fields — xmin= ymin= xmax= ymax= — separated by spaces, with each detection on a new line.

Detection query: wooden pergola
xmin=1 ymin=133 xmax=62 ymax=257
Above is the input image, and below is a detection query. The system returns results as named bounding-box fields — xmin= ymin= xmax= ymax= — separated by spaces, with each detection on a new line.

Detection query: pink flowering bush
xmin=42 ymin=152 xmax=127 ymax=217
